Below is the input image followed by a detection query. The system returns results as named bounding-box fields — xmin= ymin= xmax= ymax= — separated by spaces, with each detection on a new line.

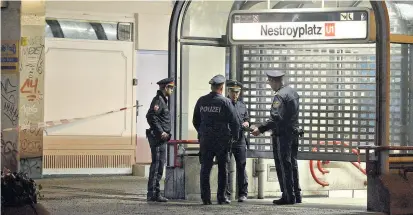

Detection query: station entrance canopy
xmin=168 ymin=1 xmax=413 ymax=163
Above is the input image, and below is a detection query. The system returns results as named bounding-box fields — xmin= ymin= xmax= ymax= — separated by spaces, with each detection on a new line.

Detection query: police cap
xmin=266 ymin=70 xmax=285 ymax=78
xmin=226 ymin=80 xmax=243 ymax=92
xmin=209 ymin=74 xmax=226 ymax=85
xmin=157 ymin=77 xmax=175 ymax=86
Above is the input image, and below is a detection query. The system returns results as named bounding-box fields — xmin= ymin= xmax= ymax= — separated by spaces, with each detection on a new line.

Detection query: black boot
xmin=295 ymin=195 xmax=302 ymax=203
xmin=202 ymin=199 xmax=212 ymax=205
xmin=273 ymin=198 xmax=295 ymax=205
xmin=238 ymin=196 xmax=247 ymax=202
xmin=217 ymin=197 xmax=231 ymax=205
xmin=148 ymin=195 xmax=168 ymax=202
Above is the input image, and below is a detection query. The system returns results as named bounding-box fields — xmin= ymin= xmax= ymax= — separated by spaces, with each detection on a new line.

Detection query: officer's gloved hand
xmin=293 ymin=128 xmax=304 ymax=137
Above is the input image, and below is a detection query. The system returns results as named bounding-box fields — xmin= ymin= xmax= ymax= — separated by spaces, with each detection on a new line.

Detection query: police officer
xmin=146 ymin=77 xmax=175 ymax=202
xmin=225 ymin=80 xmax=249 ymax=202
xmin=251 ymin=70 xmax=302 ymax=205
xmin=193 ymin=75 xmax=240 ymax=205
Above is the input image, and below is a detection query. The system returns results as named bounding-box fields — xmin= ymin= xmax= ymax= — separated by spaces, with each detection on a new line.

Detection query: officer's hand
xmin=251 ymin=127 xmax=261 ymax=136
xmin=161 ymin=132 xmax=169 ymax=140
xmin=242 ymin=122 xmax=249 ymax=128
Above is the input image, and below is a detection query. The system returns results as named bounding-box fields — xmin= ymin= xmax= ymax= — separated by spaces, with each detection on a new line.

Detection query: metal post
xmin=229 ymin=45 xmax=237 ymax=200
xmin=371 ymin=2 xmax=390 ymax=175
xmin=257 ymin=158 xmax=265 ymax=199
xmin=400 ymin=45 xmax=409 ymax=153
xmin=230 ymin=46 xmax=237 ymax=79
xmin=409 ymin=45 xmax=413 ymax=151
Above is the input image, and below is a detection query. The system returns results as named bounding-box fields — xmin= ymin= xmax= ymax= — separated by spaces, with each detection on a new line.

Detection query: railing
xmin=167 ymin=140 xmax=199 ymax=168
xmin=357 ymin=145 xmax=413 ymax=177
xmin=309 ymin=141 xmax=367 ymax=187
xmin=166 ymin=140 xmax=409 ymax=187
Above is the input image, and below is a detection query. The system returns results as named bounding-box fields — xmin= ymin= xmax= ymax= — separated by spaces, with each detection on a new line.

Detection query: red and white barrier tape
xmin=1 ymin=105 xmax=140 ymax=132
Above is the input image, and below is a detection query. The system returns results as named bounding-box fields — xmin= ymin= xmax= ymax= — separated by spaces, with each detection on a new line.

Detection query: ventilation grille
xmin=43 ymin=154 xmax=132 ymax=169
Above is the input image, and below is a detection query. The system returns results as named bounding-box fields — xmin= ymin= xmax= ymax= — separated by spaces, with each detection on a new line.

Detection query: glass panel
xmin=45 ymin=24 xmax=54 ymax=38
xmin=180 ymin=45 xmax=227 ymax=139
xmin=389 ymin=43 xmax=413 ymax=154
xmin=182 ymin=0 xmax=234 ymax=38
xmin=59 ymin=20 xmax=98 ymax=40
xmin=387 ymin=1 xmax=413 ymax=35
xmin=100 ymin=23 xmax=118 ymax=41
xmin=240 ymin=0 xmax=371 ymax=10
xmin=45 ymin=18 xmax=133 ymax=41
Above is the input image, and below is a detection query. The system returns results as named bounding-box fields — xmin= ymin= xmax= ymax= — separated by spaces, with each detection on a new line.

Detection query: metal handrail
xmin=167 ymin=140 xmax=199 ymax=167
xmin=357 ymin=145 xmax=413 ymax=163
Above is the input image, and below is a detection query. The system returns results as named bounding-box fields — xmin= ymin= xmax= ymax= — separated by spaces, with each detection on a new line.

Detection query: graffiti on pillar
xmin=1 ymin=77 xmax=19 ymax=125
xmin=19 ymin=36 xmax=45 ymax=178
xmin=21 ymin=78 xmax=43 ymax=102
xmin=20 ymin=157 xmax=42 ymax=178
xmin=1 ymin=74 xmax=19 ymax=171
xmin=20 ymin=104 xmax=38 ymax=116
xmin=1 ymin=132 xmax=18 ymax=172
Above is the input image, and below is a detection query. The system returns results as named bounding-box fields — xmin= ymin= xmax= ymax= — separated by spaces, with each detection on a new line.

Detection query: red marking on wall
xmin=20 ymin=78 xmax=41 ymax=101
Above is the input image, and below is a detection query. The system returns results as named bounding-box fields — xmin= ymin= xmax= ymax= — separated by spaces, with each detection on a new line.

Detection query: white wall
xmin=136 ymin=13 xmax=171 ymax=51
xmin=44 ymin=39 xmax=135 ymax=137
xmin=46 ymin=1 xmax=172 ymax=15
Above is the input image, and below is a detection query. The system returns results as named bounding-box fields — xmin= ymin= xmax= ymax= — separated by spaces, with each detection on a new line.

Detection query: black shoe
xmin=273 ymin=198 xmax=295 ymax=205
xmin=202 ymin=199 xmax=212 ymax=205
xmin=238 ymin=196 xmax=247 ymax=202
xmin=217 ymin=198 xmax=231 ymax=204
xmin=148 ymin=196 xmax=168 ymax=202
xmin=295 ymin=195 xmax=302 ymax=203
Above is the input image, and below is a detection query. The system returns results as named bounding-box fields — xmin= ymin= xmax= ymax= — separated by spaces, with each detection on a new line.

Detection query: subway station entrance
xmin=167 ymin=1 xmax=413 ymax=213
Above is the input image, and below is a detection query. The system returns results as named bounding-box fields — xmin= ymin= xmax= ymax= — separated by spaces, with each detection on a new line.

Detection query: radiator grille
xmin=43 ymin=154 xmax=132 ymax=169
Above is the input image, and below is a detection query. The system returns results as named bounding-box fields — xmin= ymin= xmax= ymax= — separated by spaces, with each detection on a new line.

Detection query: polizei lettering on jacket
xmin=261 ymin=24 xmax=322 ymax=38
xmin=200 ymin=106 xmax=221 ymax=113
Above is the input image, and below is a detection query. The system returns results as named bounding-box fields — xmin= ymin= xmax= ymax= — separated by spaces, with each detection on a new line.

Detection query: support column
xmin=18 ymin=0 xmax=45 ymax=179
xmin=1 ymin=1 xmax=21 ymax=172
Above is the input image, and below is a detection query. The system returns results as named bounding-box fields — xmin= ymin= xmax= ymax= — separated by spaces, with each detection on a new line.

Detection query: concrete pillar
xmin=18 ymin=0 xmax=46 ymax=179
xmin=1 ymin=1 xmax=45 ymax=178
xmin=1 ymin=1 xmax=21 ymax=172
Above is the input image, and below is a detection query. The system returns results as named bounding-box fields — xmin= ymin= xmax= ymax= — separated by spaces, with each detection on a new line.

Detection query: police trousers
xmin=199 ymin=138 xmax=230 ymax=201
xmin=147 ymin=139 xmax=167 ymax=198
xmin=226 ymin=146 xmax=248 ymax=198
xmin=272 ymin=135 xmax=301 ymax=202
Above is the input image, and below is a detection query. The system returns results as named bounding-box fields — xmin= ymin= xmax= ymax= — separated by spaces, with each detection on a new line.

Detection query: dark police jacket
xmin=258 ymin=85 xmax=299 ymax=136
xmin=229 ymin=97 xmax=250 ymax=148
xmin=146 ymin=90 xmax=171 ymax=141
xmin=193 ymin=92 xmax=240 ymax=145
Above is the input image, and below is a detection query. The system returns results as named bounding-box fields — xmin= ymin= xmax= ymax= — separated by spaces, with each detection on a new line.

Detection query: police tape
xmin=1 ymin=105 xmax=141 ymax=132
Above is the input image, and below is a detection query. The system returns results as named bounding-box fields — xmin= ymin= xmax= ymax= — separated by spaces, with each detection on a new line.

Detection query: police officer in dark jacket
xmin=251 ymin=70 xmax=302 ymax=205
xmin=193 ymin=75 xmax=241 ymax=205
xmin=146 ymin=77 xmax=175 ymax=202
xmin=225 ymin=80 xmax=249 ymax=202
